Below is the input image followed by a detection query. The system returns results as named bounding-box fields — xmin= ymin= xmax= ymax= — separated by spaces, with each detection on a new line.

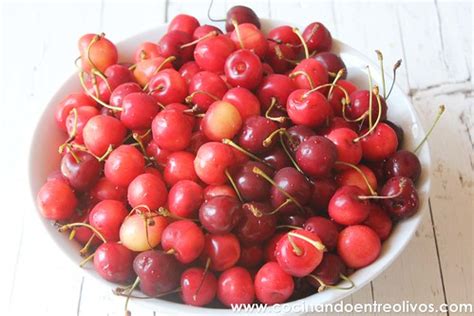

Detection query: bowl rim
xmin=28 ymin=18 xmax=431 ymax=315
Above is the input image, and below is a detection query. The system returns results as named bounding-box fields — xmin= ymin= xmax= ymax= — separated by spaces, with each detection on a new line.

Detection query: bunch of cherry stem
xmin=307 ymin=273 xmax=355 ymax=293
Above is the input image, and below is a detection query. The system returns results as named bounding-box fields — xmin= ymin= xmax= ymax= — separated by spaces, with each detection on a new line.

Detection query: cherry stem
xmin=59 ymin=223 xmax=107 ymax=243
xmin=276 ymin=224 xmax=302 ymax=230
xmin=79 ymin=234 xmax=97 ymax=256
xmin=386 ymin=59 xmax=402 ymax=99
xmin=232 ymin=19 xmax=245 ymax=49
xmin=97 ymin=144 xmax=114 ymax=162
xmin=207 ymin=0 xmax=226 ymax=22
xmin=141 ymin=214 xmax=155 ymax=250
xmin=262 ymin=128 xmax=286 ymax=147
xmin=307 ymin=274 xmax=355 ymax=292
xmin=287 ymin=234 xmax=303 ymax=256
xmin=265 ymin=97 xmax=288 ymax=123
xmin=193 ymin=257 xmax=211 ymax=302
xmin=92 ymin=68 xmax=112 ymax=92
xmin=79 ymin=253 xmax=95 ymax=267
xmin=292 ymin=27 xmax=309 ymax=59
xmin=304 ymin=83 xmax=350 ymax=106
xmin=78 ymin=70 xmax=123 ymax=111
xmin=221 ymin=138 xmax=273 ymax=168
xmin=158 ymin=207 xmax=199 ymax=222
xmin=353 ymin=86 xmax=383 ymax=143
xmin=342 ymin=98 xmax=368 ymax=123
xmin=180 ymin=31 xmax=217 ymax=49
xmin=268 ymin=198 xmax=292 ymax=215
xmin=124 ymin=276 xmax=140 ymax=315
xmin=375 ymin=50 xmax=387 ymax=98
xmin=328 ymin=68 xmax=346 ymax=97
xmin=85 ymin=33 xmax=104 ymax=75
xmin=132 ymin=130 xmax=151 ymax=157
xmin=142 ymin=56 xmax=177 ymax=91
xmin=414 ymin=105 xmax=445 ymax=154
xmin=279 ymin=132 xmax=305 ymax=175
xmin=289 ymin=70 xmax=315 ymax=89
xmin=225 ymin=169 xmax=244 ymax=202
xmin=358 ymin=178 xmax=406 ymax=200
xmin=243 ymin=203 xmax=263 ymax=217
xmin=185 ymin=90 xmax=219 ymax=105
xmin=252 ymin=166 xmax=304 ymax=211
xmin=367 ymin=66 xmax=374 ymax=129
xmin=288 ymin=231 xmax=326 ymax=252
xmin=114 ymin=287 xmax=181 ymax=299
xmin=335 ymin=161 xmax=377 ymax=196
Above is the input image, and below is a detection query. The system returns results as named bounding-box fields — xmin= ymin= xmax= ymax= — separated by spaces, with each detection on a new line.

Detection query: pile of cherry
xmin=37 ymin=5 xmax=442 ymax=311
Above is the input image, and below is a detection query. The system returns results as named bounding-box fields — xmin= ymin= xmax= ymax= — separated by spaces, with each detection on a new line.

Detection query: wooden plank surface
xmin=2 ymin=0 xmax=472 ymax=315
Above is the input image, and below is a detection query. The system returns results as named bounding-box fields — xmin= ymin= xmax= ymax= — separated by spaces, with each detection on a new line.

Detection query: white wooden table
xmin=1 ymin=0 xmax=472 ymax=315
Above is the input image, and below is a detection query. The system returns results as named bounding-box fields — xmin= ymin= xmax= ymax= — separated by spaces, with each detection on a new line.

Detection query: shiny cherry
xmin=328 ymin=185 xmax=371 ymax=225
xmin=337 ymin=225 xmax=381 ymax=269
xmin=234 ymin=202 xmax=277 ymax=244
xmin=225 ymin=5 xmax=260 ymax=32
xmin=194 ymin=35 xmax=235 ymax=73
xmin=89 ymin=200 xmax=128 ymax=242
xmin=93 ymin=242 xmax=134 ymax=283
xmin=161 ymin=220 xmax=205 ymax=264
xmin=83 ymin=115 xmax=127 ymax=157
xmin=187 ymin=71 xmax=229 ymax=110
xmin=296 ymin=136 xmax=338 ymax=178
xmin=180 ymin=267 xmax=217 ymax=306
xmin=202 ymin=233 xmax=241 ymax=271
xmin=168 ymin=180 xmax=203 ymax=218
xmin=194 ymin=142 xmax=234 ymax=185
xmin=302 ymin=22 xmax=332 ymax=53
xmin=37 ymin=179 xmax=78 ymax=221
xmin=104 ymin=145 xmax=145 ymax=187
xmin=60 ymin=150 xmax=101 ymax=191
xmin=224 ymin=49 xmax=263 ymax=89
xmin=217 ymin=267 xmax=255 ymax=306
xmin=127 ymin=173 xmax=167 ymax=210
xmin=385 ymin=150 xmax=421 ymax=182
xmin=163 ymin=151 xmax=198 ymax=186
xmin=199 ymin=195 xmax=241 ymax=234
xmin=304 ymin=216 xmax=339 ymax=251
xmin=381 ymin=176 xmax=419 ymax=219
xmin=287 ymin=89 xmax=333 ymax=128
xmin=152 ymin=108 xmax=193 ymax=151
xmin=254 ymin=262 xmax=294 ymax=304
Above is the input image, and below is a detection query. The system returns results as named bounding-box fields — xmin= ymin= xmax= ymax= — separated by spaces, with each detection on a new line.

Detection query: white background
xmin=0 ymin=0 xmax=472 ymax=315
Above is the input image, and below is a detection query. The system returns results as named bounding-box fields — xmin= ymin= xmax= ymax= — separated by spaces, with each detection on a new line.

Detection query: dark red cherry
xmin=295 ymin=136 xmax=338 ymax=178
xmin=264 ymin=41 xmax=298 ymax=74
xmin=238 ymin=115 xmax=278 ymax=154
xmin=157 ymin=30 xmax=193 ymax=67
xmin=385 ymin=150 xmax=421 ymax=182
xmin=286 ymin=125 xmax=316 ymax=150
xmin=270 ymin=167 xmax=312 ymax=215
xmin=304 ymin=216 xmax=339 ymax=251
xmin=199 ymin=195 xmax=241 ymax=234
xmin=225 ymin=5 xmax=260 ymax=32
xmin=234 ymin=202 xmax=277 ymax=244
xmin=348 ymin=90 xmax=387 ymax=123
xmin=310 ymin=178 xmax=338 ymax=212
xmin=234 ymin=161 xmax=272 ymax=202
xmin=313 ymin=52 xmax=346 ymax=78
xmin=261 ymin=146 xmax=292 ymax=170
xmin=94 ymin=242 xmax=134 ymax=284
xmin=60 ymin=150 xmax=101 ymax=191
xmin=238 ymin=244 xmax=263 ymax=268
xmin=380 ymin=176 xmax=419 ymax=219
xmin=302 ymin=22 xmax=332 ymax=53
xmin=307 ymin=253 xmax=347 ymax=289
xmin=133 ymin=250 xmax=183 ymax=296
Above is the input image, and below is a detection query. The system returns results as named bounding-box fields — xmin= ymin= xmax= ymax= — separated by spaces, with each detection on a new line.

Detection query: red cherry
xmin=257 ymin=74 xmax=297 ymax=111
xmin=164 ymin=151 xmax=198 ymax=186
xmin=337 ymin=225 xmax=381 ymax=268
xmin=133 ymin=56 xmax=174 ymax=87
xmin=264 ymin=41 xmax=298 ymax=74
xmin=194 ymin=35 xmax=235 ymax=73
xmin=360 ymin=123 xmax=398 ymax=161
xmin=223 ymin=87 xmax=261 ymax=120
xmin=275 ymin=229 xmax=324 ymax=277
xmin=262 ymin=146 xmax=292 ymax=170
xmin=93 ymin=242 xmax=134 ymax=283
xmin=78 ymin=33 xmax=118 ymax=73
xmin=381 ymin=176 xmax=419 ymax=219
xmin=199 ymin=196 xmax=241 ymax=234
xmin=84 ymin=64 xmax=134 ymax=103
xmin=37 ymin=180 xmax=78 ymax=221
xmin=188 ymin=71 xmax=229 ymax=110
xmin=230 ymin=23 xmax=268 ymax=59
xmin=328 ymin=185 xmax=371 ymax=225
xmin=327 ymin=80 xmax=358 ymax=116
xmin=202 ymin=233 xmax=241 ymax=272
xmin=55 ymin=93 xmax=96 ymax=131
xmin=110 ymin=82 xmax=142 ymax=110
xmin=180 ymin=267 xmax=217 ymax=306
xmin=287 ymin=89 xmax=333 ymax=128
xmin=335 ymin=164 xmax=378 ymax=195
xmin=268 ymin=25 xmax=302 ymax=55
xmin=194 ymin=142 xmax=234 ymax=185
xmin=254 ymin=262 xmax=294 ymax=304
xmin=363 ymin=204 xmax=393 ymax=241
xmin=290 ymin=59 xmax=328 ymax=90
xmin=168 ymin=14 xmax=200 ymax=35
xmin=147 ymin=68 xmax=188 ymax=106
xmin=217 ymin=267 xmax=255 ymax=306
xmin=295 ymin=136 xmax=338 ymax=178
xmin=89 ymin=200 xmax=128 ymax=242
xmin=224 ymin=49 xmax=263 ymax=90
xmin=348 ymin=90 xmax=388 ymax=124
xmin=60 ymin=150 xmax=101 ymax=191
xmin=263 ymin=232 xmax=285 ymax=262
xmin=302 ymin=22 xmax=332 ymax=53
xmin=270 ymin=167 xmax=312 ymax=215
xmin=203 ymin=184 xmax=237 ymax=201
xmin=178 ymin=61 xmax=201 ymax=85
xmin=310 ymin=178 xmax=337 ymax=212
xmin=161 ymin=220 xmax=205 ymax=264
xmin=146 ymin=140 xmax=171 ymax=165
xmin=385 ymin=150 xmax=421 ymax=182
xmin=104 ymin=145 xmax=145 ymax=187
xmin=318 ymin=116 xmax=358 ymax=136
xmin=134 ymin=42 xmax=160 ymax=62
xmin=66 ymin=106 xmax=100 ymax=144
xmin=120 ymin=92 xmax=160 ymax=130
xmin=314 ymin=52 xmax=346 ymax=78
xmin=83 ymin=115 xmax=127 ymax=157
xmin=152 ymin=108 xmax=193 ymax=151
xmin=157 ymin=30 xmax=193 ymax=67
xmin=168 ymin=180 xmax=203 ymax=218
xmin=193 ymin=24 xmax=222 ymax=40
xmin=202 ymin=101 xmax=242 ymax=141
xmin=304 ymin=216 xmax=339 ymax=251
xmin=326 ymin=127 xmax=363 ymax=167
xmin=238 ymin=115 xmax=278 ymax=154
xmin=89 ymin=177 xmax=127 ymax=203
xmin=225 ymin=6 xmax=260 ymax=32
xmin=127 ymin=173 xmax=167 ymax=210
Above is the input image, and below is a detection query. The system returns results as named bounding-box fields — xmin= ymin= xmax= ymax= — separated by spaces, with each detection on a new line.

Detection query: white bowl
xmin=29 ymin=19 xmax=431 ymax=315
